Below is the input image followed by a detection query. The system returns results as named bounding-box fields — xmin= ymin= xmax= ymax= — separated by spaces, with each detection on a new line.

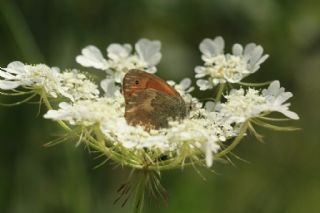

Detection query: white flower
xmin=195 ymin=36 xmax=269 ymax=90
xmin=44 ymin=91 xmax=124 ymax=126
xmin=218 ymin=81 xmax=299 ymax=123
xmin=196 ymin=79 xmax=214 ymax=91
xmin=101 ymin=119 xmax=169 ymax=150
xmin=76 ymin=39 xmax=162 ymax=83
xmin=199 ymin=37 xmax=225 ymax=61
xmin=219 ymin=88 xmax=266 ymax=123
xmin=58 ymin=70 xmax=100 ymax=101
xmin=106 ymin=39 xmax=161 ymax=82
xmin=44 ymin=90 xmax=235 ymax=167
xmin=204 ymin=138 xmax=220 ymax=167
xmin=167 ymin=78 xmax=195 ymax=104
xmin=105 ymin=43 xmax=135 ymax=82
xmin=238 ymin=43 xmax=269 ymax=74
xmin=0 ymin=62 xmax=99 ymax=101
xmin=101 ymin=109 xmax=232 ymax=166
xmin=107 ymin=43 xmax=132 ymax=61
xmin=100 ymin=78 xmax=120 ymax=97
xmin=76 ymin=45 xmax=109 ymax=70
xmin=262 ymin=81 xmax=299 ymax=120
xmin=0 ymin=61 xmax=62 ymax=97
xmin=167 ymin=78 xmax=194 ymax=95
xmin=135 ymin=38 xmax=161 ymax=72
xmin=0 ymin=61 xmax=28 ymax=89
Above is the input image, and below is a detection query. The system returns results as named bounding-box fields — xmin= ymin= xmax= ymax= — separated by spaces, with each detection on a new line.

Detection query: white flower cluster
xmin=195 ymin=36 xmax=269 ymax=90
xmin=0 ymin=37 xmax=300 ymax=168
xmin=0 ymin=61 xmax=99 ymax=101
xmin=167 ymin=78 xmax=196 ymax=104
xmin=44 ymin=89 xmax=234 ymax=167
xmin=76 ymin=38 xmax=161 ymax=84
xmin=44 ymin=91 xmax=124 ymax=126
xmin=217 ymin=81 xmax=299 ymax=123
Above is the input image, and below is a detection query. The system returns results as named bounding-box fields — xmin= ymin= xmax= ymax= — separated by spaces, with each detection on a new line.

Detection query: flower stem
xmin=0 ymin=90 xmax=35 ymax=96
xmin=238 ymin=81 xmax=273 ymax=87
xmin=0 ymin=93 xmax=37 ymax=106
xmin=214 ymin=121 xmax=249 ymax=159
xmin=40 ymin=91 xmax=71 ymax=132
xmin=215 ymin=83 xmax=225 ymax=103
xmin=133 ymin=171 xmax=146 ymax=213
xmin=251 ymin=119 xmax=301 ymax=131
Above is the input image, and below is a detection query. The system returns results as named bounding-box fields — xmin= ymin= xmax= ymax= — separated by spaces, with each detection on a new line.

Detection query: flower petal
xmin=107 ymin=43 xmax=132 ymax=60
xmin=199 ymin=36 xmax=225 ymax=58
xmin=196 ymin=79 xmax=212 ymax=90
xmin=6 ymin=61 xmax=26 ymax=74
xmin=76 ymin=45 xmax=109 ymax=70
xmin=179 ymin=78 xmax=192 ymax=90
xmin=100 ymin=78 xmax=119 ymax=97
xmin=278 ymin=109 xmax=299 ymax=120
xmin=232 ymin=43 xmax=243 ymax=56
xmin=135 ymin=39 xmax=162 ymax=66
xmin=0 ymin=70 xmax=16 ymax=80
xmin=0 ymin=80 xmax=21 ymax=90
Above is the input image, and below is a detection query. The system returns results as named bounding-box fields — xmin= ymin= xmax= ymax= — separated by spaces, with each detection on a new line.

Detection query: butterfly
xmin=123 ymin=69 xmax=187 ymax=130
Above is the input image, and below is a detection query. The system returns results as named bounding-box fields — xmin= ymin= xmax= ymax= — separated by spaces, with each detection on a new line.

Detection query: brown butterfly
xmin=123 ymin=69 xmax=187 ymax=129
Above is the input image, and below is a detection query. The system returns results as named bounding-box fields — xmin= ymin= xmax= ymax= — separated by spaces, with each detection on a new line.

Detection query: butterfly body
xmin=123 ymin=69 xmax=187 ymax=129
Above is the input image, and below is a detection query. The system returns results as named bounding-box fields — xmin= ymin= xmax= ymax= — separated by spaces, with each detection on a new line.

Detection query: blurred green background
xmin=0 ymin=0 xmax=319 ymax=212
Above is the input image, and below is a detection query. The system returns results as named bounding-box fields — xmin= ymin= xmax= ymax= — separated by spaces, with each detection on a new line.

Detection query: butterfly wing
xmin=123 ymin=69 xmax=187 ymax=129
xmin=125 ymin=88 xmax=186 ymax=129
xmin=123 ymin=69 xmax=181 ymax=104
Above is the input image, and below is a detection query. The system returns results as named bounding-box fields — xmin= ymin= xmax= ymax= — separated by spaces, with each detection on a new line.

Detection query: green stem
xmin=90 ymin=128 xmax=145 ymax=169
xmin=0 ymin=93 xmax=37 ymax=106
xmin=214 ymin=121 xmax=249 ymax=159
xmin=133 ymin=171 xmax=146 ymax=213
xmin=258 ymin=116 xmax=290 ymax=122
xmin=147 ymin=157 xmax=203 ymax=171
xmin=251 ymin=119 xmax=301 ymax=131
xmin=238 ymin=81 xmax=273 ymax=87
xmin=0 ymin=90 xmax=35 ymax=96
xmin=215 ymin=83 xmax=225 ymax=103
xmin=41 ymin=91 xmax=71 ymax=132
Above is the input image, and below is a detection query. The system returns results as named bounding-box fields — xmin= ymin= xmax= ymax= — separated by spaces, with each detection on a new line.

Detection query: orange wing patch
xmin=123 ymin=69 xmax=180 ymax=103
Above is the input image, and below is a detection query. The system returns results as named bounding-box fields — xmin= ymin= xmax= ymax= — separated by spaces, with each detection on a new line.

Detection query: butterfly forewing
xmin=123 ymin=69 xmax=180 ymax=103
